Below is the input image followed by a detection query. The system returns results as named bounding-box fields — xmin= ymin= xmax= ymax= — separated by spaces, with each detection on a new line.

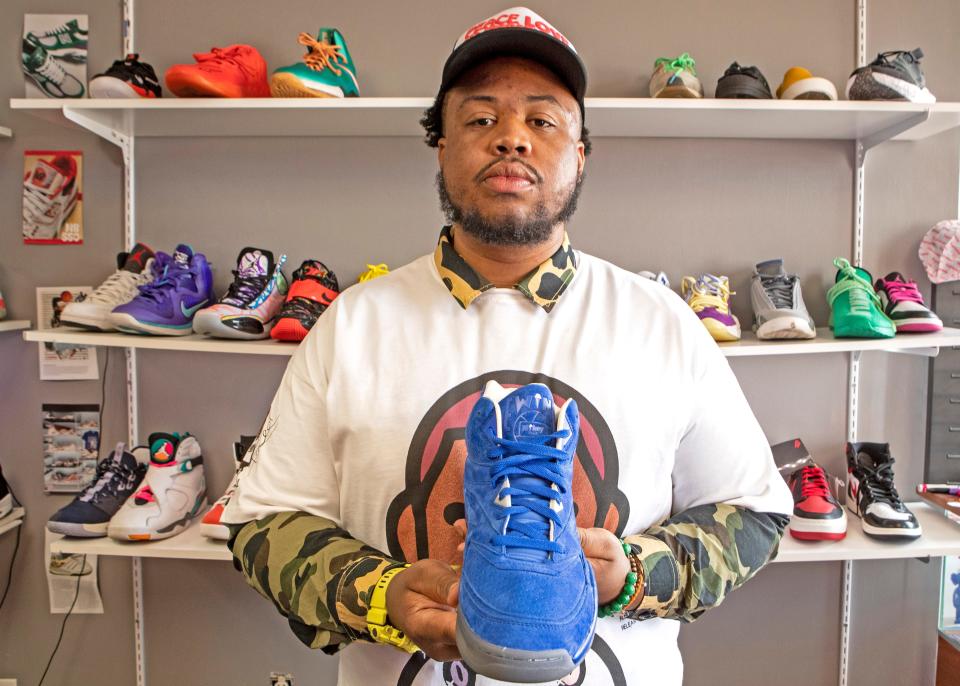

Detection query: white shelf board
xmin=0 ymin=320 xmax=30 ymax=333
xmin=24 ymin=326 xmax=960 ymax=359
xmin=9 ymin=98 xmax=960 ymax=142
xmin=0 ymin=509 xmax=25 ymax=538
xmin=777 ymin=502 xmax=960 ymax=563
xmin=50 ymin=520 xmax=230 ymax=561
xmin=0 ymin=125 xmax=11 ymax=138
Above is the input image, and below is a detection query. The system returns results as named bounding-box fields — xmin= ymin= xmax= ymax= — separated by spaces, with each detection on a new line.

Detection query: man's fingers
xmin=578 ymin=526 xmax=618 ymax=561
xmin=407 ymin=561 xmax=461 ymax=606
xmin=411 ymin=607 xmax=458 ymax=646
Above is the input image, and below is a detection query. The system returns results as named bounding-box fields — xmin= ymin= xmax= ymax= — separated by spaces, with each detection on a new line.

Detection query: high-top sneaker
xmin=270 ymin=260 xmax=340 ymax=341
xmin=47 ymin=443 xmax=148 ymax=537
xmin=681 ymin=274 xmax=741 ymax=342
xmin=110 ymin=244 xmax=214 ymax=336
xmin=827 ymin=258 xmax=896 ymax=339
xmin=200 ymin=436 xmax=254 ymax=540
xmin=847 ymin=49 xmax=935 ymax=103
xmin=164 ymin=44 xmax=271 ymax=97
xmin=62 ymin=243 xmax=157 ymax=331
xmin=846 ymin=442 xmax=921 ymax=540
xmin=108 ymin=433 xmax=207 ymax=541
xmin=787 ymin=463 xmax=847 ymax=541
xmin=270 ymin=29 xmax=359 ymax=98
xmin=22 ymin=154 xmax=80 ymax=240
xmin=458 ymin=381 xmax=596 ymax=683
xmin=90 ymin=54 xmax=163 ymax=98
xmin=751 ymin=258 xmax=816 ymax=340
xmin=874 ymin=272 xmax=943 ymax=333
xmin=194 ymin=247 xmax=288 ymax=340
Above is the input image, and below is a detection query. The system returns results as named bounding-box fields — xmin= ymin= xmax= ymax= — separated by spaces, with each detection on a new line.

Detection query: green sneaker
xmin=827 ymin=258 xmax=896 ymax=338
xmin=269 ymin=29 xmax=359 ymax=98
xmin=26 ymin=19 xmax=88 ymax=62
xmin=21 ymin=38 xmax=85 ymax=98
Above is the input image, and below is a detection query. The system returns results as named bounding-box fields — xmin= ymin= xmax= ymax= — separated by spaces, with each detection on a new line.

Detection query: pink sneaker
xmin=874 ymin=272 xmax=942 ymax=333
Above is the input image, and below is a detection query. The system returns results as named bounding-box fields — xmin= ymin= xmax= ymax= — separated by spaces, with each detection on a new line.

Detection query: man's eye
xmin=470 ymin=117 xmax=495 ymax=127
xmin=531 ymin=118 xmax=555 ymax=128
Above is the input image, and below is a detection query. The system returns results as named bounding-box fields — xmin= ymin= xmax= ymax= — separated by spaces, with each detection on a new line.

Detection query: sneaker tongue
xmin=498 ymin=384 xmax=556 ymax=442
xmin=172 ymin=244 xmax=194 ymax=268
xmin=148 ymin=433 xmax=180 ymax=466
xmin=27 ymin=160 xmax=63 ymax=193
xmin=756 ymin=259 xmax=786 ymax=277
xmin=858 ymin=444 xmax=892 ymax=469
xmin=236 ymin=247 xmax=273 ymax=278
xmin=300 ymin=260 xmax=329 ymax=279
xmin=117 ymin=447 xmax=140 ymax=471
xmin=121 ymin=243 xmax=154 ymax=274
xmin=883 ymin=271 xmax=907 ymax=284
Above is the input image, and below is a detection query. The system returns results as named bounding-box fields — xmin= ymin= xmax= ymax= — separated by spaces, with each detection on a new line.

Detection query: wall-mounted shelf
xmin=24 ymin=326 xmax=960 ymax=358
xmin=50 ymin=520 xmax=227 ymax=560
xmin=0 ymin=320 xmax=30 ymax=333
xmin=0 ymin=125 xmax=11 ymax=138
xmin=9 ymin=98 xmax=960 ymax=142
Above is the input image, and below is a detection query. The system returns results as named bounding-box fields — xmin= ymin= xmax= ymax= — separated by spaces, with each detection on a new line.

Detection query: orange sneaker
xmin=164 ymin=44 xmax=270 ymax=97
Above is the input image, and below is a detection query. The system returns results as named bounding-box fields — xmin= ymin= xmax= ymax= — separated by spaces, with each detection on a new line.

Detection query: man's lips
xmin=482 ymin=175 xmax=535 ymax=193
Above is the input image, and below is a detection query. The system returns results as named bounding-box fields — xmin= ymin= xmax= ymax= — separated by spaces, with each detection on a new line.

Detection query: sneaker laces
xmin=760 ymin=273 xmax=796 ymax=309
xmin=137 ymin=265 xmax=195 ymax=304
xmin=79 ymin=457 xmax=141 ymax=504
xmin=40 ymin=21 xmax=82 ymax=39
xmin=882 ymin=279 xmax=924 ymax=305
xmin=799 ymin=465 xmax=830 ymax=499
xmin=873 ymin=48 xmax=922 ymax=67
xmin=86 ymin=269 xmax=142 ymax=304
xmin=683 ymin=275 xmax=733 ymax=314
xmin=35 ymin=52 xmax=68 ymax=83
xmin=828 ymin=258 xmax=884 ymax=313
xmin=195 ymin=46 xmax=256 ymax=76
xmin=655 ymin=52 xmax=697 ymax=76
xmin=298 ymin=32 xmax=346 ymax=75
xmin=222 ymin=271 xmax=268 ymax=307
xmin=858 ymin=459 xmax=902 ymax=507
xmin=359 ymin=263 xmax=389 ymax=282
xmin=487 ymin=430 xmax=571 ymax=553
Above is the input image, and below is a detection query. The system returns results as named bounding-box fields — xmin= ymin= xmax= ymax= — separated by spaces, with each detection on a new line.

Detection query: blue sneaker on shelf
xmin=457 ymin=381 xmax=597 ymax=683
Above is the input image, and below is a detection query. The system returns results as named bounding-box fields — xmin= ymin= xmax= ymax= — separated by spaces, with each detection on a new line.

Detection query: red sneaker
xmin=165 ymin=44 xmax=270 ymax=97
xmin=787 ymin=463 xmax=847 ymax=541
xmin=271 ymin=260 xmax=340 ymax=342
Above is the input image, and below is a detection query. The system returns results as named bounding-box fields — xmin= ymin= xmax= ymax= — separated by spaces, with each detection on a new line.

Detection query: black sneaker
xmin=845 ymin=442 xmax=921 ymax=540
xmin=716 ymin=62 xmax=772 ymax=99
xmin=270 ymin=260 xmax=340 ymax=341
xmin=846 ymin=49 xmax=934 ymax=103
xmin=89 ymin=53 xmax=162 ymax=98
xmin=0 ymin=464 xmax=11 ymax=519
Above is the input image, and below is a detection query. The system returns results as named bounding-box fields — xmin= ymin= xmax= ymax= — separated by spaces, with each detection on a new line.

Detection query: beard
xmin=436 ymin=170 xmax=583 ymax=246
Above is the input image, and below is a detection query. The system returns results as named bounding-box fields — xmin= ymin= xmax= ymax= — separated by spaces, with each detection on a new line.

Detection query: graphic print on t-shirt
xmin=385 ymin=370 xmax=630 ymax=685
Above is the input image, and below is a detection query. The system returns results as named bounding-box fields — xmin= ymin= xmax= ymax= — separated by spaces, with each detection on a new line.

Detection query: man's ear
xmin=438 ymin=137 xmax=446 ymax=166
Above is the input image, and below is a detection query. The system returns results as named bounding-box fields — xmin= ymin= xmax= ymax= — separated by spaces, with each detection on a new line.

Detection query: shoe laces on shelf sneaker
xmin=798 ymin=465 xmax=831 ymax=499
xmin=829 ymin=258 xmax=883 ymax=312
xmin=79 ymin=455 xmax=141 ymax=505
xmin=654 ymin=52 xmax=697 ymax=76
xmin=857 ymin=459 xmax=902 ymax=506
xmin=222 ymin=271 xmax=269 ymax=307
xmin=760 ymin=273 xmax=796 ymax=309
xmin=684 ymin=275 xmax=734 ymax=314
xmin=137 ymin=265 xmax=194 ymax=303
xmin=298 ymin=32 xmax=347 ymax=75
xmin=359 ymin=263 xmax=389 ymax=282
xmin=879 ymin=277 xmax=924 ymax=305
xmin=195 ymin=46 xmax=258 ymax=76
xmin=487 ymin=429 xmax=571 ymax=554
xmin=88 ymin=269 xmax=143 ymax=304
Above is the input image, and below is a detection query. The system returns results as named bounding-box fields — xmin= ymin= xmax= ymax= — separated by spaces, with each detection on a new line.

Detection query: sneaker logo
xmin=180 ymin=299 xmax=207 ymax=318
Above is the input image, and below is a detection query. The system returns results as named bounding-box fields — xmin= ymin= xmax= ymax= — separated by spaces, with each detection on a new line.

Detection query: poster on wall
xmin=42 ymin=403 xmax=99 ymax=494
xmin=35 ymin=286 xmax=98 ymax=380
xmin=23 ymin=150 xmax=83 ymax=244
xmin=22 ymin=14 xmax=88 ymax=99
xmin=44 ymin=530 xmax=103 ymax=614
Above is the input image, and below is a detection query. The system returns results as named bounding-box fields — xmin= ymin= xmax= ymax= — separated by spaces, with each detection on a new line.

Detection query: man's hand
xmin=579 ymin=527 xmax=632 ymax=605
xmin=384 ymin=559 xmax=461 ymax=661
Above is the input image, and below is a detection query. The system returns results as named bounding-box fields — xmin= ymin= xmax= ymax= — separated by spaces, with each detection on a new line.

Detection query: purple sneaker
xmin=681 ymin=273 xmax=741 ymax=341
xmin=110 ymin=244 xmax=214 ymax=336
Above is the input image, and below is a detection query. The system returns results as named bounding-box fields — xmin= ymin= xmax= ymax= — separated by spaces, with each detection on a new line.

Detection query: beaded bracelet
xmin=598 ymin=541 xmax=640 ymax=618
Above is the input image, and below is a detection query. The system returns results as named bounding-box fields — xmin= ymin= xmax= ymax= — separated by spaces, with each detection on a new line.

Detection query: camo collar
xmin=433 ymin=226 xmax=578 ymax=313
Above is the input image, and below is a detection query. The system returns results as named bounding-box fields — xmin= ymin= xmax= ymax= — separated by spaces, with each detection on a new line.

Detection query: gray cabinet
xmin=926 ymin=282 xmax=960 ymax=481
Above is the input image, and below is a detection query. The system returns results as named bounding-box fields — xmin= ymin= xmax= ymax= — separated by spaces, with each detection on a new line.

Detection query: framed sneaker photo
xmin=22 ymin=14 xmax=88 ymax=99
xmin=23 ymin=150 xmax=83 ymax=245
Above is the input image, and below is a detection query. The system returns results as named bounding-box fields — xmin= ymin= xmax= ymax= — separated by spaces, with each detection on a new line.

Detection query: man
xmin=223 ymin=7 xmax=793 ymax=685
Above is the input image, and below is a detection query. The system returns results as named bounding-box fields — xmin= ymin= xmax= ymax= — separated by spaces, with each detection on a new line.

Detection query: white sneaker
xmin=61 ymin=244 xmax=158 ymax=331
xmin=22 ymin=155 xmax=80 ymax=240
xmin=751 ymin=259 xmax=817 ymax=340
xmin=108 ymin=432 xmax=207 ymax=541
xmin=200 ymin=437 xmax=253 ymax=540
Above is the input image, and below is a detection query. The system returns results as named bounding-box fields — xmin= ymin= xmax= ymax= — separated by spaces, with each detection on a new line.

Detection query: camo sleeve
xmin=623 ymin=505 xmax=789 ymax=622
xmin=227 ymin=512 xmax=404 ymax=655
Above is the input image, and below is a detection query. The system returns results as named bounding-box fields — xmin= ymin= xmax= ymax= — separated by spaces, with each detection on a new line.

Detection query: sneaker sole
xmin=788 ymin=512 xmax=847 ymax=539
xmin=846 ymin=502 xmax=923 ymax=539
xmin=652 ymin=84 xmax=702 ymax=98
xmin=89 ymin=75 xmax=151 ymax=99
xmin=199 ymin=521 xmax=231 ymax=540
xmin=60 ymin=311 xmax=116 ymax=332
xmin=455 ymin=612 xmax=581 ymax=683
xmin=193 ymin=310 xmax=271 ymax=340
xmin=778 ymin=77 xmax=838 ymax=101
xmin=166 ymin=72 xmax=269 ymax=98
xmin=108 ymin=505 xmax=206 ymax=542
xmin=702 ymin=317 xmax=741 ymax=342
xmin=894 ymin=317 xmax=943 ymax=333
xmin=111 ymin=312 xmax=195 ymax=336
xmin=756 ymin=316 xmax=817 ymax=340
xmin=269 ymin=72 xmax=344 ymax=98
xmin=846 ymin=72 xmax=936 ymax=103
xmin=716 ymin=74 xmax=772 ymax=99
xmin=47 ymin=519 xmax=108 ymax=537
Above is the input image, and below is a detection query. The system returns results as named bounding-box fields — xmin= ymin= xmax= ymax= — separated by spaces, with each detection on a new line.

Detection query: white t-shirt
xmin=225 ymin=251 xmax=793 ymax=686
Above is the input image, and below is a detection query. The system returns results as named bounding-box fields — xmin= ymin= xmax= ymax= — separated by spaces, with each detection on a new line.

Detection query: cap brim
xmin=439 ymin=28 xmax=587 ymax=106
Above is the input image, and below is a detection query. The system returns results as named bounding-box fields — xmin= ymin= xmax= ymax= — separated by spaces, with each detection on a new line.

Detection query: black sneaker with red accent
xmin=271 ymin=260 xmax=340 ymax=342
xmin=787 ymin=463 xmax=847 ymax=541
xmin=846 ymin=442 xmax=921 ymax=539
xmin=90 ymin=54 xmax=162 ymax=98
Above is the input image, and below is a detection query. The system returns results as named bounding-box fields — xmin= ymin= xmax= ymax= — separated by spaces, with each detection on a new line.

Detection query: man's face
xmin=437 ymin=56 xmax=586 ymax=246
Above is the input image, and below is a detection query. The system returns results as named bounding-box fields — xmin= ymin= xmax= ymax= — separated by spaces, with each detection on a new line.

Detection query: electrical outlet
xmin=0 ymin=678 xmax=18 ymax=686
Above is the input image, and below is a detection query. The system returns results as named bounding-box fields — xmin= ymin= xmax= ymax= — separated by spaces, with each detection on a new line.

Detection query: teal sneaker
xmin=827 ymin=258 xmax=896 ymax=338
xmin=269 ymin=29 xmax=359 ymax=98
xmin=21 ymin=38 xmax=85 ymax=98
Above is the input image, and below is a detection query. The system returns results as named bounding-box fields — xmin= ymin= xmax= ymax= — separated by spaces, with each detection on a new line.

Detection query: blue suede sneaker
xmin=457 ymin=381 xmax=597 ymax=683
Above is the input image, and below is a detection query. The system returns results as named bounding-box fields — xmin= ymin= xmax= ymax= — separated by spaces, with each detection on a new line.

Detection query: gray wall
xmin=0 ymin=0 xmax=955 ymax=684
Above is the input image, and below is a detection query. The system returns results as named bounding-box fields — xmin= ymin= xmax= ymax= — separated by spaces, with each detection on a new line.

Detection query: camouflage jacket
xmin=228 ymin=504 xmax=788 ymax=654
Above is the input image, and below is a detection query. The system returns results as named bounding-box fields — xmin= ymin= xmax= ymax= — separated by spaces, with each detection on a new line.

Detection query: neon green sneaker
xmin=827 ymin=258 xmax=896 ymax=338
xmin=269 ymin=29 xmax=359 ymax=98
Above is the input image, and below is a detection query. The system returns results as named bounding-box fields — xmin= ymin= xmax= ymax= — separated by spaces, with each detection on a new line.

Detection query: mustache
xmin=472 ymin=158 xmax=543 ymax=184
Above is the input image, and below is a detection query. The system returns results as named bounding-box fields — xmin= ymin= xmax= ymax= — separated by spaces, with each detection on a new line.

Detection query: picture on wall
xmin=42 ymin=403 xmax=99 ymax=494
xmin=23 ymin=150 xmax=83 ymax=244
xmin=22 ymin=14 xmax=88 ymax=99
xmin=35 ymin=286 xmax=98 ymax=380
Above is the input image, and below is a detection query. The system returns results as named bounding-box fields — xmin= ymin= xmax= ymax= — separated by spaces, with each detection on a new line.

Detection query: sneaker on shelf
xmin=270 ymin=260 xmax=340 ymax=342
xmin=111 ymin=244 xmax=214 ymax=336
xmin=200 ymin=436 xmax=254 ymax=540
xmin=26 ymin=19 xmax=88 ymax=62
xmin=750 ymin=258 xmax=816 ymax=340
xmin=90 ymin=54 xmax=162 ymax=98
xmin=845 ymin=442 xmax=921 ymax=540
xmin=49 ymin=554 xmax=93 ymax=577
xmin=108 ymin=432 xmax=207 ymax=541
xmin=270 ymin=29 xmax=359 ymax=98
xmin=776 ymin=67 xmax=838 ymax=100
xmin=0 ymin=288 xmax=6 ymax=320
xmin=874 ymin=272 xmax=943 ymax=333
xmin=194 ymin=248 xmax=288 ymax=340
xmin=0 ymin=464 xmax=11 ymax=519
xmin=164 ymin=44 xmax=270 ymax=98
xmin=681 ymin=274 xmax=741 ymax=342
xmin=787 ymin=463 xmax=847 ymax=541
xmin=22 ymin=154 xmax=80 ymax=240
xmin=649 ymin=53 xmax=702 ymax=98
xmin=458 ymin=381 xmax=596 ymax=682
xmin=716 ymin=62 xmax=772 ymax=99
xmin=637 ymin=270 xmax=671 ymax=288
xmin=61 ymin=243 xmax=157 ymax=331
xmin=847 ymin=49 xmax=935 ymax=103
xmin=47 ymin=443 xmax=149 ymax=538
xmin=358 ymin=263 xmax=389 ymax=283
xmin=21 ymin=38 xmax=85 ymax=98
xmin=827 ymin=258 xmax=895 ymax=339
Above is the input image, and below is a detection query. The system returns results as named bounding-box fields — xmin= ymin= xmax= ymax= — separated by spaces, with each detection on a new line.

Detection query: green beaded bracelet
xmin=598 ymin=542 xmax=639 ymax=618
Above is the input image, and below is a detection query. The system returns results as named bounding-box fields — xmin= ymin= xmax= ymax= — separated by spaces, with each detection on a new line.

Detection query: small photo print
xmin=943 ymin=556 xmax=960 ymax=631
xmin=22 ymin=14 xmax=88 ymax=98
xmin=42 ymin=404 xmax=99 ymax=493
xmin=23 ymin=150 xmax=83 ymax=244
xmin=35 ymin=286 xmax=98 ymax=380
